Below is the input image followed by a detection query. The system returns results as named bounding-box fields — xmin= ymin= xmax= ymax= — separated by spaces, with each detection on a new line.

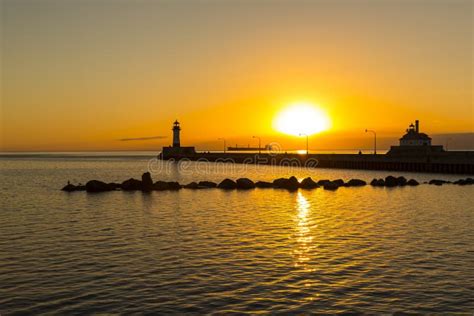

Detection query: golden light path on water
xmin=294 ymin=191 xmax=316 ymax=273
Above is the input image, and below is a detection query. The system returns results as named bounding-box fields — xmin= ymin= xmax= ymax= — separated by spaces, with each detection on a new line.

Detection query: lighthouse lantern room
xmin=172 ymin=120 xmax=181 ymax=148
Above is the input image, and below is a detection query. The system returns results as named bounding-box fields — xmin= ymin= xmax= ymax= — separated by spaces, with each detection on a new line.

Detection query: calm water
xmin=1 ymin=154 xmax=473 ymax=314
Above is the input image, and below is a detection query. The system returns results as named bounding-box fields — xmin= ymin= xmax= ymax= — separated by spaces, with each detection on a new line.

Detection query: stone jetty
xmin=61 ymin=172 xmax=474 ymax=193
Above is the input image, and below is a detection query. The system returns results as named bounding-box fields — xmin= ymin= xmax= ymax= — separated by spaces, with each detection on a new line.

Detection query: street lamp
xmin=365 ymin=129 xmax=377 ymax=155
xmin=252 ymin=136 xmax=261 ymax=154
xmin=299 ymin=133 xmax=309 ymax=155
xmin=218 ymin=138 xmax=226 ymax=153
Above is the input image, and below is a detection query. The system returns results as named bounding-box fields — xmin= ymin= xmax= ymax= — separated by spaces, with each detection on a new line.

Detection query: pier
xmin=159 ymin=151 xmax=474 ymax=175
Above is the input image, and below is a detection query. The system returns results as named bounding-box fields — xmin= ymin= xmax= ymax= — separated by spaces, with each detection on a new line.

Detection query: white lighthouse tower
xmin=172 ymin=120 xmax=181 ymax=147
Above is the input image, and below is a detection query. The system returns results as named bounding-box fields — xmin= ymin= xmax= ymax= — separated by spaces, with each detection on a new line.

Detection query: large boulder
xmin=384 ymin=176 xmax=398 ymax=187
xmin=236 ymin=178 xmax=255 ymax=190
xmin=86 ymin=180 xmax=113 ymax=193
xmin=121 ymin=178 xmax=142 ymax=191
xmin=255 ymin=181 xmax=274 ymax=188
xmin=346 ymin=179 xmax=367 ymax=187
xmin=198 ymin=181 xmax=217 ymax=188
xmin=153 ymin=181 xmax=170 ymax=190
xmin=273 ymin=177 xmax=299 ymax=191
xmin=333 ymin=179 xmax=345 ymax=187
xmin=370 ymin=178 xmax=385 ymax=187
xmin=407 ymin=179 xmax=419 ymax=186
xmin=397 ymin=176 xmax=407 ymax=186
xmin=317 ymin=179 xmax=331 ymax=186
xmin=218 ymin=178 xmax=237 ymax=190
xmin=141 ymin=172 xmax=153 ymax=191
xmin=300 ymin=177 xmax=319 ymax=189
xmin=167 ymin=182 xmax=182 ymax=190
xmin=184 ymin=182 xmax=199 ymax=189
xmin=323 ymin=181 xmax=339 ymax=191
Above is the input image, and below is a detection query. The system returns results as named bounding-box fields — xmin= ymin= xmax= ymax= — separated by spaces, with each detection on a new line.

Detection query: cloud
xmin=118 ymin=136 xmax=167 ymax=142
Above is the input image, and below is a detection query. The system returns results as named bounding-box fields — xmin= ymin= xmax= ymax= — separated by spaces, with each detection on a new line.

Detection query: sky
xmin=1 ymin=0 xmax=473 ymax=151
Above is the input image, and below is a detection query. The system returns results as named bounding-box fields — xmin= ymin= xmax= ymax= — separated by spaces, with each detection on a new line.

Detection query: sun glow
xmin=274 ymin=102 xmax=331 ymax=136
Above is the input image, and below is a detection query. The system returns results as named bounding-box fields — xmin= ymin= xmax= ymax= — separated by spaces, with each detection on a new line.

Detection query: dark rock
xmin=76 ymin=185 xmax=86 ymax=191
xmin=62 ymin=183 xmax=77 ymax=192
xmin=323 ymin=181 xmax=339 ymax=191
xmin=385 ymin=176 xmax=398 ymax=187
xmin=121 ymin=178 xmax=142 ymax=191
xmin=236 ymin=178 xmax=255 ymax=189
xmin=141 ymin=172 xmax=153 ymax=191
xmin=273 ymin=178 xmax=288 ymax=188
xmin=300 ymin=177 xmax=319 ymax=189
xmin=397 ymin=176 xmax=407 ymax=186
xmin=317 ymin=179 xmax=331 ymax=186
xmin=218 ymin=178 xmax=237 ymax=190
xmin=255 ymin=181 xmax=274 ymax=188
xmin=167 ymin=182 xmax=182 ymax=190
xmin=273 ymin=177 xmax=299 ymax=191
xmin=346 ymin=179 xmax=367 ymax=187
xmin=333 ymin=179 xmax=345 ymax=187
xmin=86 ymin=180 xmax=113 ymax=193
xmin=108 ymin=182 xmax=121 ymax=190
xmin=184 ymin=182 xmax=199 ymax=189
xmin=407 ymin=179 xmax=419 ymax=186
xmin=454 ymin=178 xmax=474 ymax=185
xmin=198 ymin=181 xmax=217 ymax=188
xmin=217 ymin=179 xmax=237 ymax=190
xmin=370 ymin=178 xmax=385 ymax=187
xmin=429 ymin=179 xmax=446 ymax=186
xmin=287 ymin=176 xmax=300 ymax=190
xmin=153 ymin=181 xmax=170 ymax=191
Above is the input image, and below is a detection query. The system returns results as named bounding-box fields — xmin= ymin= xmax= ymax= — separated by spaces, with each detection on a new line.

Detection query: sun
xmin=274 ymin=102 xmax=331 ymax=136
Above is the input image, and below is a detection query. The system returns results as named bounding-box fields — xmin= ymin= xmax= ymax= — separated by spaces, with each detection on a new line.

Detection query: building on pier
xmin=161 ymin=120 xmax=196 ymax=158
xmin=388 ymin=120 xmax=444 ymax=156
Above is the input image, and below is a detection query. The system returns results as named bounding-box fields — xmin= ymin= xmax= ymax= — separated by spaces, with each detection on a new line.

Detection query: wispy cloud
xmin=118 ymin=136 xmax=167 ymax=142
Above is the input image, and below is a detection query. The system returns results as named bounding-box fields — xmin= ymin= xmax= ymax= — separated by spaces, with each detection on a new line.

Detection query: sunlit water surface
xmin=1 ymin=155 xmax=473 ymax=314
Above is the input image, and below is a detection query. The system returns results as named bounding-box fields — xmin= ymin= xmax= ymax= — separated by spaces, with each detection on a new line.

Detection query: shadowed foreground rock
xmin=255 ymin=181 xmax=273 ymax=188
xmin=218 ymin=179 xmax=237 ymax=190
xmin=384 ymin=176 xmax=399 ymax=187
xmin=370 ymin=178 xmax=385 ymax=187
xmin=198 ymin=181 xmax=217 ymax=188
xmin=273 ymin=176 xmax=299 ymax=191
xmin=153 ymin=181 xmax=170 ymax=191
xmin=323 ymin=181 xmax=339 ymax=191
xmin=300 ymin=177 xmax=319 ymax=189
xmin=86 ymin=180 xmax=114 ymax=192
xmin=407 ymin=179 xmax=419 ymax=186
xmin=184 ymin=182 xmax=199 ymax=189
xmin=236 ymin=178 xmax=255 ymax=189
xmin=346 ymin=179 xmax=366 ymax=187
xmin=141 ymin=172 xmax=153 ymax=191
xmin=64 ymin=172 xmax=472 ymax=193
xmin=121 ymin=178 xmax=142 ymax=191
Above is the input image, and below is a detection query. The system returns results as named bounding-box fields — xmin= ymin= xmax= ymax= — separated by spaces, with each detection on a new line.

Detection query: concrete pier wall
xmin=159 ymin=151 xmax=474 ymax=175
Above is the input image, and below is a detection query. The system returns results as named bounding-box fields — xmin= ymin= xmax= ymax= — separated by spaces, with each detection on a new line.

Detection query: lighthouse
xmin=160 ymin=120 xmax=195 ymax=158
xmin=172 ymin=120 xmax=181 ymax=147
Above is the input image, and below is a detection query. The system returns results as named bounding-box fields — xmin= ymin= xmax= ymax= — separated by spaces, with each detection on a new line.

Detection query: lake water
xmin=1 ymin=153 xmax=473 ymax=314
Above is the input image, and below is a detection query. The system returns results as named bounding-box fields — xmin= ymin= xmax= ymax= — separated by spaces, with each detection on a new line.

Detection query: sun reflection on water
xmin=293 ymin=191 xmax=315 ymax=272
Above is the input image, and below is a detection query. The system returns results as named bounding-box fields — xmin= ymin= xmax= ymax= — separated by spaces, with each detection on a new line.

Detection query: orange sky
xmin=1 ymin=0 xmax=473 ymax=152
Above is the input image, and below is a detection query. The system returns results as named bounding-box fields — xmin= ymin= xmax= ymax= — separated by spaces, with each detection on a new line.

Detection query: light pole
xmin=365 ymin=129 xmax=376 ymax=155
xmin=252 ymin=136 xmax=261 ymax=154
xmin=218 ymin=138 xmax=226 ymax=153
xmin=299 ymin=133 xmax=309 ymax=155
